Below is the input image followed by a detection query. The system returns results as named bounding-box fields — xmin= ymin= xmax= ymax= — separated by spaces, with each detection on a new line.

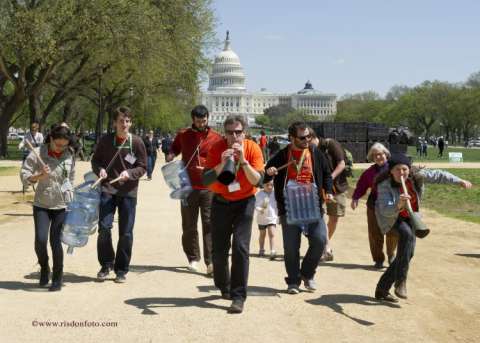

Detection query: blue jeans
xmin=97 ymin=193 xmax=137 ymax=274
xmin=280 ymin=215 xmax=327 ymax=286
xmin=33 ymin=206 xmax=66 ymax=273
xmin=377 ymin=217 xmax=416 ymax=291
xmin=146 ymin=154 xmax=157 ymax=178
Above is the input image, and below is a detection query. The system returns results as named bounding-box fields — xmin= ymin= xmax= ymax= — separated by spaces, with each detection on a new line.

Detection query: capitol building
xmin=201 ymin=31 xmax=337 ymax=126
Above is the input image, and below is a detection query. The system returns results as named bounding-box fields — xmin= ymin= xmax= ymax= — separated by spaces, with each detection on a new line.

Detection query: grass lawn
xmin=407 ymin=145 xmax=480 ymax=162
xmin=0 ymin=166 xmax=20 ymax=176
xmin=348 ymin=168 xmax=480 ymax=225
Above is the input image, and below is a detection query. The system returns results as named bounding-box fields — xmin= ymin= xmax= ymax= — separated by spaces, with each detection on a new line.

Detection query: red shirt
xmin=287 ymin=148 xmax=313 ymax=184
xmin=204 ymin=139 xmax=264 ymax=201
xmin=400 ymin=178 xmax=419 ymax=218
xmin=170 ymin=127 xmax=222 ymax=190
xmin=259 ymin=135 xmax=267 ymax=148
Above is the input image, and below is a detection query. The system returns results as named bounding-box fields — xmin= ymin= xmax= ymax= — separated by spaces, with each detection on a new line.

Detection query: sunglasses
xmin=225 ymin=129 xmax=244 ymax=136
xmin=295 ymin=134 xmax=312 ymax=141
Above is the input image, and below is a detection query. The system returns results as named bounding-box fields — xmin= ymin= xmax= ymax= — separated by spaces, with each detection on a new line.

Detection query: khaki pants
xmin=367 ymin=206 xmax=398 ymax=263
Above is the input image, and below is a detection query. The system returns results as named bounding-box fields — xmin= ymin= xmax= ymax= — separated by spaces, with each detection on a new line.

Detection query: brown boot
xmin=375 ymin=288 xmax=398 ymax=303
xmin=394 ymin=279 xmax=407 ymax=299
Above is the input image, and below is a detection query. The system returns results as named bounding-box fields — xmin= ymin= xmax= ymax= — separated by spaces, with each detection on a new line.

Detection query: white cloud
xmin=333 ymin=58 xmax=346 ymax=65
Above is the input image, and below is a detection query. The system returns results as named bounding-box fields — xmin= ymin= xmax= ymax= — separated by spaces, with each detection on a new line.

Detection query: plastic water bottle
xmin=284 ymin=181 xmax=321 ymax=235
xmin=61 ymin=177 xmax=101 ymax=254
xmin=161 ymin=160 xmax=193 ymax=200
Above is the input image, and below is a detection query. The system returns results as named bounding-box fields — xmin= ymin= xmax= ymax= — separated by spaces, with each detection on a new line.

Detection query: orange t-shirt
xmin=205 ymin=139 xmax=264 ymax=201
xmin=287 ymin=148 xmax=314 ymax=184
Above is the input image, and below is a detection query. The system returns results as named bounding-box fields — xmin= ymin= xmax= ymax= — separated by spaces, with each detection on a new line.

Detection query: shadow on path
xmin=197 ymin=285 xmax=283 ymax=297
xmin=455 ymin=253 xmax=480 ymax=259
xmin=306 ymin=293 xmax=401 ymax=326
xmin=129 ymin=264 xmax=208 ymax=277
xmin=318 ymin=262 xmax=380 ymax=271
xmin=125 ymin=295 xmax=229 ymax=315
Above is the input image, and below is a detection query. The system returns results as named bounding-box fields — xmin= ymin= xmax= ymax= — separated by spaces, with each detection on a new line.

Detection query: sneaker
xmin=325 ymin=249 xmax=334 ymax=262
xmin=269 ymin=250 xmax=277 ymax=261
xmin=187 ymin=261 xmax=199 ymax=272
xmin=221 ymin=290 xmax=231 ymax=300
xmin=258 ymin=249 xmax=266 ymax=257
xmin=206 ymin=264 xmax=214 ymax=276
xmin=394 ymin=279 xmax=407 ymax=299
xmin=48 ymin=271 xmax=63 ymax=292
xmin=375 ymin=288 xmax=399 ymax=303
xmin=287 ymin=284 xmax=300 ymax=294
xmin=97 ymin=266 xmax=111 ymax=280
xmin=374 ymin=261 xmax=384 ymax=269
xmin=302 ymin=277 xmax=317 ymax=292
xmin=227 ymin=299 xmax=244 ymax=314
xmin=114 ymin=273 xmax=126 ymax=284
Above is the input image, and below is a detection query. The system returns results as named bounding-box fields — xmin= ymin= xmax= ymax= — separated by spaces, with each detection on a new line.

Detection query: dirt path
xmin=0 ymin=161 xmax=479 ymax=343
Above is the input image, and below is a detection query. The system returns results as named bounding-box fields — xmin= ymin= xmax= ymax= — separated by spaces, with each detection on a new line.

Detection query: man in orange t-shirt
xmin=202 ymin=115 xmax=264 ymax=314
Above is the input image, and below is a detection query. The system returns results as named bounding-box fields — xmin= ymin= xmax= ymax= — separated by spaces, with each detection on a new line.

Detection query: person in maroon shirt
xmin=167 ymin=105 xmax=222 ymax=275
xmin=351 ymin=143 xmax=398 ymax=269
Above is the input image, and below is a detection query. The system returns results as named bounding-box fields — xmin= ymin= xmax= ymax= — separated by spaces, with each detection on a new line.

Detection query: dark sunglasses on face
xmin=296 ymin=134 xmax=312 ymax=141
xmin=225 ymin=129 xmax=244 ymax=136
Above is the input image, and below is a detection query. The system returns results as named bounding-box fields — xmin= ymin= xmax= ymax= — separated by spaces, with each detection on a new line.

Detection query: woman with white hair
xmin=351 ymin=142 xmax=398 ymax=269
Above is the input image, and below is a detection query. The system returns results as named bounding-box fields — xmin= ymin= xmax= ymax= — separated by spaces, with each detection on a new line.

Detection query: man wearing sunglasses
xmin=202 ymin=115 xmax=264 ymax=314
xmin=264 ymin=122 xmax=333 ymax=294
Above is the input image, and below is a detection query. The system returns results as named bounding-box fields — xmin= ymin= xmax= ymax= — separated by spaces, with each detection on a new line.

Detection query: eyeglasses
xmin=295 ymin=134 xmax=312 ymax=141
xmin=225 ymin=129 xmax=244 ymax=136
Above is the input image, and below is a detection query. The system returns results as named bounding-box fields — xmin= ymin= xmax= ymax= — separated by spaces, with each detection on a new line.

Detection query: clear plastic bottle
xmin=61 ymin=176 xmax=101 ymax=254
xmin=284 ymin=181 xmax=321 ymax=235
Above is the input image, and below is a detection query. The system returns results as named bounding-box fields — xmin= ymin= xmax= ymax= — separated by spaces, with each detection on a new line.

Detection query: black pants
xmin=33 ymin=206 xmax=66 ymax=273
xmin=97 ymin=193 xmax=137 ymax=274
xmin=211 ymin=196 xmax=255 ymax=301
xmin=377 ymin=217 xmax=416 ymax=291
xmin=180 ymin=189 xmax=213 ymax=265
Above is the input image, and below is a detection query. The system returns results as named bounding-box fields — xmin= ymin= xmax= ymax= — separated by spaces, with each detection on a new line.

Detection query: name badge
xmin=125 ymin=153 xmax=136 ymax=164
xmin=228 ymin=181 xmax=241 ymax=193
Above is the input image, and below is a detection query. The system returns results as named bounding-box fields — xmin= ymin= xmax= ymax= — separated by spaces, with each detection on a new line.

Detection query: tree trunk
xmin=29 ymin=94 xmax=42 ymax=126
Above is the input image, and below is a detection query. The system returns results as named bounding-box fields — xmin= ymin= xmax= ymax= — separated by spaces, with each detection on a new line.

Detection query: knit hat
xmin=388 ymin=153 xmax=412 ymax=170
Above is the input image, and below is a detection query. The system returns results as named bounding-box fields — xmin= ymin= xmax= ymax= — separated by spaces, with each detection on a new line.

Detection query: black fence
xmin=307 ymin=121 xmax=400 ymax=163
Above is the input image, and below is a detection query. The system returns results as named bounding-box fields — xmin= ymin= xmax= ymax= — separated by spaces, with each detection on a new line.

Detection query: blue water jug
xmin=61 ymin=175 xmax=101 ymax=254
xmin=283 ymin=180 xmax=321 ymax=235
xmin=161 ymin=160 xmax=193 ymax=200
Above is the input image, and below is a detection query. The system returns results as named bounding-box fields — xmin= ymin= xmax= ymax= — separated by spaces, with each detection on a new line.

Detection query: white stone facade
xmin=201 ymin=32 xmax=337 ymax=126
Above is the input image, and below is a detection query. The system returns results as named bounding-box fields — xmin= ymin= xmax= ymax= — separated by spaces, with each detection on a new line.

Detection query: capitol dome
xmin=208 ymin=31 xmax=246 ymax=91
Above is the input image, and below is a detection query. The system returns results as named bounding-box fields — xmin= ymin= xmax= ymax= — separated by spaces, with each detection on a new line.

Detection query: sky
xmin=204 ymin=0 xmax=480 ymax=97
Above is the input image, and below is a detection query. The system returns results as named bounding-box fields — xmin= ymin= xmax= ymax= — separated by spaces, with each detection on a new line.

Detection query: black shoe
xmin=39 ymin=266 xmax=50 ymax=287
xmin=49 ymin=270 xmax=63 ymax=292
xmin=374 ymin=261 xmax=384 ymax=269
xmin=375 ymin=288 xmax=398 ymax=303
xmin=221 ymin=290 xmax=231 ymax=300
xmin=97 ymin=266 xmax=111 ymax=280
xmin=114 ymin=273 xmax=126 ymax=283
xmin=228 ymin=299 xmax=244 ymax=314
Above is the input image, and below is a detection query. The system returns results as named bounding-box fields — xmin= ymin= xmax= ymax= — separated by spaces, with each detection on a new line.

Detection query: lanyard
xmin=113 ymin=133 xmax=132 ymax=153
xmin=289 ymin=148 xmax=308 ymax=175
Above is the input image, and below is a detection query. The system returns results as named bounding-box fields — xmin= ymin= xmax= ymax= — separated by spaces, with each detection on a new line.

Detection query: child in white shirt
xmin=255 ymin=180 xmax=278 ymax=260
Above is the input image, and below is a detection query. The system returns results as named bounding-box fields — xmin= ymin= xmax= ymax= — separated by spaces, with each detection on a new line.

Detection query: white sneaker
xmin=206 ymin=264 xmax=214 ymax=276
xmin=187 ymin=261 xmax=199 ymax=272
